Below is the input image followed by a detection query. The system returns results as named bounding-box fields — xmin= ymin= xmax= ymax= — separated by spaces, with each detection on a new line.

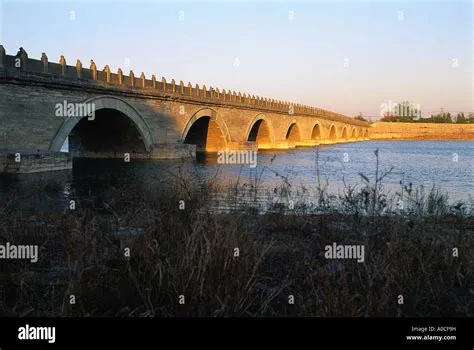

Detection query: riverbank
xmin=1 ymin=161 xmax=473 ymax=317
xmin=369 ymin=122 xmax=474 ymax=140
xmin=0 ymin=151 xmax=72 ymax=174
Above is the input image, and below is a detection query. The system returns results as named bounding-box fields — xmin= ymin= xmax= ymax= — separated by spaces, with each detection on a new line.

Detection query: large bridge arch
xmin=311 ymin=121 xmax=322 ymax=140
xmin=329 ymin=124 xmax=337 ymax=141
xmin=49 ymin=96 xmax=155 ymax=152
xmin=245 ymin=113 xmax=275 ymax=148
xmin=285 ymin=118 xmax=302 ymax=142
xmin=341 ymin=126 xmax=348 ymax=140
xmin=181 ymin=108 xmax=230 ymax=152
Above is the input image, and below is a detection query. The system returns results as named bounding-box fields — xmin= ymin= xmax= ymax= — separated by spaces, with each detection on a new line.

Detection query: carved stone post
xmin=104 ymin=65 xmax=111 ymax=82
xmin=129 ymin=70 xmax=135 ymax=87
xmin=0 ymin=45 xmax=5 ymax=68
xmin=15 ymin=47 xmax=28 ymax=70
xmin=118 ymin=68 xmax=123 ymax=85
xmin=41 ymin=53 xmax=48 ymax=73
xmin=59 ymin=55 xmax=67 ymax=76
xmin=90 ymin=60 xmax=97 ymax=80
xmin=76 ymin=59 xmax=82 ymax=78
xmin=161 ymin=77 xmax=167 ymax=91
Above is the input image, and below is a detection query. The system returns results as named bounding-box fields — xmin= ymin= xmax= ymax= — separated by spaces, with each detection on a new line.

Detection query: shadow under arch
xmin=244 ymin=113 xmax=275 ymax=147
xmin=285 ymin=118 xmax=302 ymax=141
xmin=341 ymin=126 xmax=348 ymax=140
xmin=49 ymin=96 xmax=155 ymax=152
xmin=181 ymin=107 xmax=230 ymax=152
xmin=310 ymin=120 xmax=322 ymax=140
xmin=351 ymin=127 xmax=357 ymax=139
xmin=329 ymin=124 xmax=337 ymax=141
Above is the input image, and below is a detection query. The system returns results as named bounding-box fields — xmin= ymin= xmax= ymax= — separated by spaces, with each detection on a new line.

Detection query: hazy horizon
xmin=1 ymin=0 xmax=472 ymax=118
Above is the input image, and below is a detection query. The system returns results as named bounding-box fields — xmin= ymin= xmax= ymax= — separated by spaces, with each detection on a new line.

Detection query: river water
xmin=1 ymin=141 xmax=472 ymax=215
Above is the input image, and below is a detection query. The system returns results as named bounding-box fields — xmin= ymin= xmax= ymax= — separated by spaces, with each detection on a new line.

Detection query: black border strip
xmin=0 ymin=317 xmax=471 ymax=349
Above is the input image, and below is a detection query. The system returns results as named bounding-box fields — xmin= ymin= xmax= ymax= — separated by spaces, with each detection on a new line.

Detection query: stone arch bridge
xmin=0 ymin=46 xmax=369 ymax=164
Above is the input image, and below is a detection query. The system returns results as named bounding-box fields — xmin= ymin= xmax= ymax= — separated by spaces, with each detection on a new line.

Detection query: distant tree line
xmin=354 ymin=113 xmax=368 ymax=122
xmin=381 ymin=112 xmax=474 ymax=124
xmin=376 ymin=101 xmax=474 ymax=123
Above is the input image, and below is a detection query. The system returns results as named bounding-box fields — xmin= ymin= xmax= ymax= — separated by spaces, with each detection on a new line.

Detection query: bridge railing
xmin=0 ymin=45 xmax=368 ymax=127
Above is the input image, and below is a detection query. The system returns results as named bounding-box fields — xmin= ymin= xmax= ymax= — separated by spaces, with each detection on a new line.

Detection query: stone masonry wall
xmin=369 ymin=122 xmax=474 ymax=140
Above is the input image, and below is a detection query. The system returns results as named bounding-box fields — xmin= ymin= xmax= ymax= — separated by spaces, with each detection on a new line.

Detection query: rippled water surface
xmin=1 ymin=141 xmax=473 ymax=214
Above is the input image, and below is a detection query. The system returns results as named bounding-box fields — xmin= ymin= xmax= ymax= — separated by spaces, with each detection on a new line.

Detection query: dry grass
xmin=0 ymin=153 xmax=473 ymax=317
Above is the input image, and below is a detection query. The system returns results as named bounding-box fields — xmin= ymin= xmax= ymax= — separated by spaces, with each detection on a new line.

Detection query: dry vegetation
xmin=0 ymin=150 xmax=473 ymax=317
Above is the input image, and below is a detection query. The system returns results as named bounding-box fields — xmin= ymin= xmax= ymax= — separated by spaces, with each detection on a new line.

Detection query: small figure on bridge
xmin=16 ymin=47 xmax=28 ymax=59
xmin=14 ymin=47 xmax=28 ymax=70
xmin=90 ymin=59 xmax=97 ymax=71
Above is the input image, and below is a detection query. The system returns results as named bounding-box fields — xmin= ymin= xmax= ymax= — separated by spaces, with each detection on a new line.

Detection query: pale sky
xmin=1 ymin=0 xmax=472 ymax=118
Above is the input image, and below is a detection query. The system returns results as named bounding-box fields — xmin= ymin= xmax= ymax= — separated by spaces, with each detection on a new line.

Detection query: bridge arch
xmin=358 ymin=128 xmax=364 ymax=138
xmin=181 ymin=108 xmax=230 ymax=152
xmin=311 ymin=121 xmax=322 ymax=140
xmin=49 ymin=96 xmax=155 ymax=152
xmin=285 ymin=119 xmax=302 ymax=142
xmin=351 ymin=127 xmax=357 ymax=140
xmin=364 ymin=129 xmax=369 ymax=138
xmin=245 ymin=113 xmax=275 ymax=148
xmin=329 ymin=125 xmax=337 ymax=141
xmin=341 ymin=126 xmax=348 ymax=140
